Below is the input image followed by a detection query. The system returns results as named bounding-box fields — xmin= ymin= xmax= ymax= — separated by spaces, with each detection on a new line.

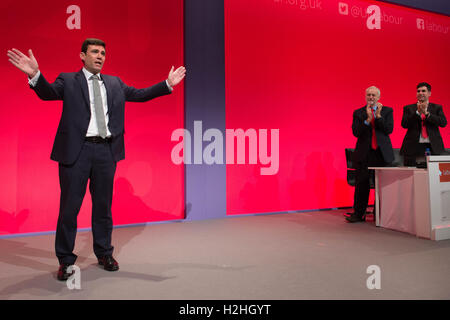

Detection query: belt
xmin=85 ymin=136 xmax=112 ymax=143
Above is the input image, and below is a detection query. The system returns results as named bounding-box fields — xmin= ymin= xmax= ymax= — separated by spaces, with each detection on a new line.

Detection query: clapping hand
xmin=417 ymin=101 xmax=428 ymax=115
xmin=375 ymin=102 xmax=383 ymax=118
xmin=366 ymin=105 xmax=373 ymax=123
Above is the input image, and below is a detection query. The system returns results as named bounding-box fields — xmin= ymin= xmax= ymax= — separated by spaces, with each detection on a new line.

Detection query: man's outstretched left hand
xmin=167 ymin=66 xmax=186 ymax=87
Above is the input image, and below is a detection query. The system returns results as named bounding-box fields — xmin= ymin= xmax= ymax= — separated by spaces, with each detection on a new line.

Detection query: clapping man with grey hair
xmin=347 ymin=86 xmax=394 ymax=223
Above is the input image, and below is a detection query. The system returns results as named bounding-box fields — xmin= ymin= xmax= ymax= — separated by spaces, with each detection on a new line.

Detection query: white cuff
xmin=165 ymin=80 xmax=173 ymax=92
xmin=28 ymin=70 xmax=41 ymax=87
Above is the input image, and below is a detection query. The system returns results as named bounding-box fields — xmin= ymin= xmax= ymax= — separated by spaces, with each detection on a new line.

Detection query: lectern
xmin=370 ymin=155 xmax=450 ymax=240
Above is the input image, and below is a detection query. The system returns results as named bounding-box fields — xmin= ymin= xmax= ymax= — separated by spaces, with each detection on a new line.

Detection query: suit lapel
xmin=424 ymin=103 xmax=435 ymax=130
xmin=361 ymin=106 xmax=368 ymax=117
xmin=101 ymin=74 xmax=114 ymax=116
xmin=76 ymin=70 xmax=90 ymax=113
xmin=428 ymin=103 xmax=435 ymax=115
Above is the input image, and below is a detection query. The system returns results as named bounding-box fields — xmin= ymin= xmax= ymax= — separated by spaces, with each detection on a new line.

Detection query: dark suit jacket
xmin=352 ymin=105 xmax=394 ymax=164
xmin=31 ymin=70 xmax=171 ymax=165
xmin=400 ymin=103 xmax=447 ymax=156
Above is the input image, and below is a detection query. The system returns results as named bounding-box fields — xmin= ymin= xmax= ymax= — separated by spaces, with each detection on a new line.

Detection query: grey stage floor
xmin=1 ymin=209 xmax=450 ymax=300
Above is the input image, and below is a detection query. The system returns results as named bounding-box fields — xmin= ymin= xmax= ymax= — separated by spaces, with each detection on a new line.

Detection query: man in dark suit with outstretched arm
xmin=346 ymin=86 xmax=394 ymax=223
xmin=7 ymin=38 xmax=186 ymax=280
xmin=400 ymin=82 xmax=447 ymax=166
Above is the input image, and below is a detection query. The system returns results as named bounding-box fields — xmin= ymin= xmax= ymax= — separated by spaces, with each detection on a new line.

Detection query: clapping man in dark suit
xmin=7 ymin=38 xmax=186 ymax=280
xmin=347 ymin=86 xmax=394 ymax=223
xmin=400 ymin=82 xmax=447 ymax=166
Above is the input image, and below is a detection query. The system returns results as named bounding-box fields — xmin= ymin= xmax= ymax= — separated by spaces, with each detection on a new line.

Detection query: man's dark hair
xmin=417 ymin=82 xmax=431 ymax=91
xmin=81 ymin=38 xmax=106 ymax=53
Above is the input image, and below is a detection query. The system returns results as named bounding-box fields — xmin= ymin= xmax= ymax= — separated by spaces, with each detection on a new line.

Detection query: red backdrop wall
xmin=225 ymin=0 xmax=450 ymax=214
xmin=2 ymin=0 xmax=449 ymax=234
xmin=0 ymin=0 xmax=184 ymax=235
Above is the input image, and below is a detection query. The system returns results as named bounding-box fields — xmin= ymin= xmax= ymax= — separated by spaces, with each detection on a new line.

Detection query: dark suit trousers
xmin=353 ymin=148 xmax=385 ymax=217
xmin=55 ymin=140 xmax=116 ymax=265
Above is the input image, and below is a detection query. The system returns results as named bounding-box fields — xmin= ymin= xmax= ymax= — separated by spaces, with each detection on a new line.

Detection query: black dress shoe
xmin=346 ymin=213 xmax=366 ymax=223
xmin=98 ymin=255 xmax=119 ymax=271
xmin=57 ymin=264 xmax=74 ymax=281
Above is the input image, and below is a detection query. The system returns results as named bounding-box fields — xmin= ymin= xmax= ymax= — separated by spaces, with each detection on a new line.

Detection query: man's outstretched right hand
xmin=7 ymin=48 xmax=39 ymax=78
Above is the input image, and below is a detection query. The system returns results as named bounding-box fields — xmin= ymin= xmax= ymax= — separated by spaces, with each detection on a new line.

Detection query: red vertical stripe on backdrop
xmin=225 ymin=0 xmax=450 ymax=214
xmin=0 ymin=0 xmax=184 ymax=235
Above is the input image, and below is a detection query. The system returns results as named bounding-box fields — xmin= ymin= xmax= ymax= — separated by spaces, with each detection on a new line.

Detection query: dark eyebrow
xmin=90 ymin=49 xmax=106 ymax=55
